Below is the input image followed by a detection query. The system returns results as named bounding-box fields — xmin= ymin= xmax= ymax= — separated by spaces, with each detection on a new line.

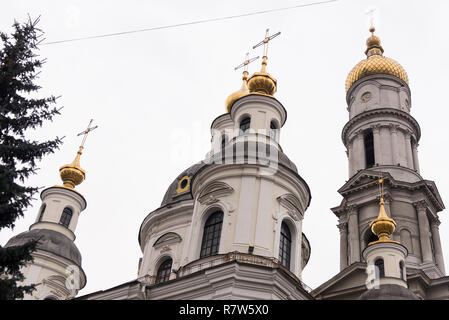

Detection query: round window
xmin=180 ymin=178 xmax=188 ymax=189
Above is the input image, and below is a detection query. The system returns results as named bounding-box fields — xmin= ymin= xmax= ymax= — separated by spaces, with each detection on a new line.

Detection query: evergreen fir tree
xmin=0 ymin=16 xmax=62 ymax=300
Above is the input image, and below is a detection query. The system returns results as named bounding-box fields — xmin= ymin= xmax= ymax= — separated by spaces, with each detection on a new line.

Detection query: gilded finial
xmin=369 ymin=174 xmax=398 ymax=244
xmin=225 ymin=53 xmax=259 ymax=112
xmin=247 ymin=29 xmax=280 ymax=96
xmin=59 ymin=120 xmax=98 ymax=189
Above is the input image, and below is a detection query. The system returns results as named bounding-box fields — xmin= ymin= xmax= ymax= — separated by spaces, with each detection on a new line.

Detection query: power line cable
xmin=42 ymin=0 xmax=338 ymax=45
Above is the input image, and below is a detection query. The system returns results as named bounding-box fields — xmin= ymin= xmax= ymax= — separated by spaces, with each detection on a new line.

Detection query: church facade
xmin=5 ymin=26 xmax=449 ymax=300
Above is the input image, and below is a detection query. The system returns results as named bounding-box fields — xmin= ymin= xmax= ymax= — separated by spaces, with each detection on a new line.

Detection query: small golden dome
xmin=370 ymin=197 xmax=396 ymax=243
xmin=369 ymin=178 xmax=398 ymax=245
xmin=225 ymin=71 xmax=250 ymax=113
xmin=345 ymin=27 xmax=409 ymax=92
xmin=59 ymin=147 xmax=86 ymax=189
xmin=247 ymin=56 xmax=277 ymax=96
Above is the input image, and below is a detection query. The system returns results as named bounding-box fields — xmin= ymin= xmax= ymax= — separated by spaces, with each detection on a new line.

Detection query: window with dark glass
xmin=364 ymin=130 xmax=375 ymax=168
xmin=38 ymin=203 xmax=46 ymax=222
xmin=239 ymin=117 xmax=251 ymax=134
xmin=59 ymin=207 xmax=73 ymax=228
xmin=279 ymin=222 xmax=292 ymax=269
xmin=200 ymin=211 xmax=223 ymax=258
xmin=155 ymin=258 xmax=172 ymax=284
xmin=270 ymin=121 xmax=278 ymax=140
xmin=366 ymin=230 xmax=378 ymax=246
xmin=375 ymin=258 xmax=385 ymax=278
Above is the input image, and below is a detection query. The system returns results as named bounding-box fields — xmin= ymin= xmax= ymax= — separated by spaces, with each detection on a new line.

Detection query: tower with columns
xmin=312 ymin=27 xmax=448 ymax=300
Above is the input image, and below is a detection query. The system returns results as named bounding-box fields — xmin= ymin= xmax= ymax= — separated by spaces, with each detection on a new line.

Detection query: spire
xmin=365 ymin=26 xmax=384 ymax=57
xmin=59 ymin=120 xmax=98 ymax=189
xmin=247 ymin=29 xmax=280 ymax=96
xmin=225 ymin=53 xmax=258 ymax=112
xmin=369 ymin=176 xmax=398 ymax=244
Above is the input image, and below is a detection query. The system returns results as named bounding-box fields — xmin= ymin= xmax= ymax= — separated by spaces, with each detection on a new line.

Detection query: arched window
xmin=59 ymin=207 xmax=73 ymax=228
xmin=279 ymin=222 xmax=292 ymax=269
xmin=239 ymin=117 xmax=251 ymax=134
xmin=374 ymin=258 xmax=385 ymax=278
xmin=38 ymin=203 xmax=46 ymax=222
xmin=399 ymin=260 xmax=405 ymax=280
xmin=270 ymin=121 xmax=278 ymax=140
xmin=155 ymin=258 xmax=173 ymax=284
xmin=364 ymin=130 xmax=375 ymax=168
xmin=200 ymin=211 xmax=223 ymax=258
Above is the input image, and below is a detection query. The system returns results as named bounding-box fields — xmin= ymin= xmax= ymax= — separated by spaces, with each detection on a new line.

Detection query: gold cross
xmin=77 ymin=119 xmax=98 ymax=149
xmin=252 ymin=28 xmax=281 ymax=57
xmin=366 ymin=8 xmax=377 ymax=30
xmin=234 ymin=52 xmax=259 ymax=71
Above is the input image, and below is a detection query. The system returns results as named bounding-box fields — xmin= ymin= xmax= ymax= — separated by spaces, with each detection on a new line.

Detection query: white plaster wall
xmin=363 ymin=242 xmax=408 ymax=287
xmin=21 ymin=251 xmax=86 ymax=300
xmin=30 ymin=187 xmax=86 ymax=240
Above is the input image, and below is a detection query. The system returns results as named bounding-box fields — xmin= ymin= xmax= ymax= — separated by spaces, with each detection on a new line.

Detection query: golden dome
xmin=59 ymin=146 xmax=86 ymax=189
xmin=345 ymin=27 xmax=409 ymax=92
xmin=247 ymin=56 xmax=277 ymax=96
xmin=225 ymin=71 xmax=250 ymax=113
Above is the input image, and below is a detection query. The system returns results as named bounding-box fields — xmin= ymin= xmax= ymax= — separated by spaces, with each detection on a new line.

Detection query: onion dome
xmin=247 ymin=56 xmax=277 ymax=96
xmin=345 ymin=26 xmax=409 ymax=92
xmin=225 ymin=71 xmax=250 ymax=113
xmin=369 ymin=178 xmax=398 ymax=245
xmin=59 ymin=146 xmax=86 ymax=189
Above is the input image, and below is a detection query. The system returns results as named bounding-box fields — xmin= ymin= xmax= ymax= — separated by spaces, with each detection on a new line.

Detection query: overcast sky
xmin=1 ymin=0 xmax=449 ymax=296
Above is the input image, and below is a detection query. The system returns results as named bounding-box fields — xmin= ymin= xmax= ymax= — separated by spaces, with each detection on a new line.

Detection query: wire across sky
xmin=43 ymin=0 xmax=339 ymax=45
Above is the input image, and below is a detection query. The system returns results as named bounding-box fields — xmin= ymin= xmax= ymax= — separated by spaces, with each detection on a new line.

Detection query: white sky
xmin=1 ymin=0 xmax=449 ymax=296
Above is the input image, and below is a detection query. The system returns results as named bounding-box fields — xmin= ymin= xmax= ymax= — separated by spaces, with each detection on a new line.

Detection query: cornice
xmin=341 ymin=108 xmax=421 ymax=146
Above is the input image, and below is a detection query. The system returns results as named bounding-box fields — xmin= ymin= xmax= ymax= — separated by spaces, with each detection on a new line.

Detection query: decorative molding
xmin=277 ymin=194 xmax=303 ymax=221
xmin=197 ymin=181 xmax=234 ymax=205
xmin=370 ymin=124 xmax=381 ymax=133
xmin=346 ymin=205 xmax=358 ymax=216
xmin=337 ymin=222 xmax=348 ymax=233
xmin=153 ymin=232 xmax=182 ymax=248
xmin=413 ymin=200 xmax=427 ymax=211
xmin=160 ymin=245 xmax=172 ymax=253
xmin=341 ymin=108 xmax=421 ymax=146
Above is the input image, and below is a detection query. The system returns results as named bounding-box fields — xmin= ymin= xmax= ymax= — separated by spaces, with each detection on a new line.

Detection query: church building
xmin=5 ymin=26 xmax=449 ymax=300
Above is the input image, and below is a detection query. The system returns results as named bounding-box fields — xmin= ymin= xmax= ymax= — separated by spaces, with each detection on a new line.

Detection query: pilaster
xmin=414 ymin=201 xmax=433 ymax=263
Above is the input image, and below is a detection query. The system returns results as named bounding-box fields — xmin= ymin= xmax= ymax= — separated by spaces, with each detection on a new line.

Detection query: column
xmin=430 ymin=219 xmax=446 ymax=274
xmin=347 ymin=206 xmax=360 ymax=264
xmin=353 ymin=131 xmax=365 ymax=172
xmin=372 ymin=125 xmax=381 ymax=166
xmin=380 ymin=126 xmax=392 ymax=164
xmin=338 ymin=221 xmax=348 ymax=270
xmin=412 ymin=142 xmax=420 ymax=173
xmin=347 ymin=140 xmax=354 ymax=177
xmin=390 ymin=124 xmax=399 ymax=165
xmin=404 ymin=131 xmax=414 ymax=170
xmin=414 ymin=202 xmax=433 ymax=263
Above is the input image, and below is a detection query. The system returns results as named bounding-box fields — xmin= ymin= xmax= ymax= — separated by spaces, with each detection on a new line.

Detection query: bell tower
xmin=5 ymin=121 xmax=97 ymax=300
xmin=332 ymin=27 xmax=445 ymax=280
